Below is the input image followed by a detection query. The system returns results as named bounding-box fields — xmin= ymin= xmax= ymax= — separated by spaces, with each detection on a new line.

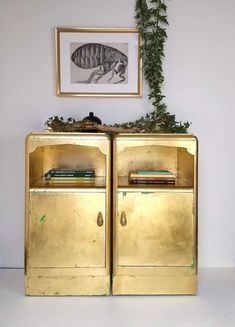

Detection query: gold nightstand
xmin=25 ymin=132 xmax=111 ymax=295
xmin=25 ymin=132 xmax=198 ymax=295
xmin=112 ymin=134 xmax=198 ymax=295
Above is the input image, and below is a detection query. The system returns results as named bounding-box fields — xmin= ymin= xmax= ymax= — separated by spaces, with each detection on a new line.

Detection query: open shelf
xmin=29 ymin=143 xmax=107 ymax=189
xmin=115 ymin=141 xmax=195 ymax=189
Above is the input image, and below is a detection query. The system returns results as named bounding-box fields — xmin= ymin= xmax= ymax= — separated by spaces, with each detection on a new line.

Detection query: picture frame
xmin=55 ymin=27 xmax=142 ymax=97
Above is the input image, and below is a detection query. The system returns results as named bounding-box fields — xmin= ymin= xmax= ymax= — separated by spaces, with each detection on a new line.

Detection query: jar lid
xmin=83 ymin=112 xmax=102 ymax=125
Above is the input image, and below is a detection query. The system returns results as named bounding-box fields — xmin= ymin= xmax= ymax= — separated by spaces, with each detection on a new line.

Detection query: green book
xmin=136 ymin=170 xmax=174 ymax=175
xmin=48 ymin=169 xmax=94 ymax=174
xmin=49 ymin=176 xmax=95 ymax=180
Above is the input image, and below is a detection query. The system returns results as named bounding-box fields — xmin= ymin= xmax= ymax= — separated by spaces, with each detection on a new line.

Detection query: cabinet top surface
xmin=26 ymin=132 xmax=197 ymax=143
xmin=114 ymin=133 xmax=197 ymax=141
xmin=26 ymin=132 xmax=110 ymax=140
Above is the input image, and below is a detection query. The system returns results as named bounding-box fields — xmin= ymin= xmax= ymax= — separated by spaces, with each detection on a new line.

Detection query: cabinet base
xmin=25 ymin=275 xmax=110 ymax=296
xmin=112 ymin=275 xmax=197 ymax=295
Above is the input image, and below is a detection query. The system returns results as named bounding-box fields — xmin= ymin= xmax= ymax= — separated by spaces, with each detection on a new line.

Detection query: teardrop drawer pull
xmin=120 ymin=211 xmax=127 ymax=226
xmin=97 ymin=212 xmax=104 ymax=227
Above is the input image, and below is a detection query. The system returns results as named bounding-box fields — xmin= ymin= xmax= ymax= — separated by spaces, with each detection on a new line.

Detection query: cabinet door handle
xmin=97 ymin=212 xmax=104 ymax=227
xmin=120 ymin=211 xmax=127 ymax=226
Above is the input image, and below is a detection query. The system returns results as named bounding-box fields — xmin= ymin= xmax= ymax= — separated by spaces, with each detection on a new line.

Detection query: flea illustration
xmin=71 ymin=43 xmax=128 ymax=84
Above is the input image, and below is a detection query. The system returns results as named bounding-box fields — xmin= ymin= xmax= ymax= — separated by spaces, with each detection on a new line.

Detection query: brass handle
xmin=120 ymin=211 xmax=127 ymax=226
xmin=97 ymin=212 xmax=104 ymax=227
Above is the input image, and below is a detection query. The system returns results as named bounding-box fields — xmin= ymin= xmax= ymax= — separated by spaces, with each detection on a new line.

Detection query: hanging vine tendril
xmin=114 ymin=0 xmax=190 ymax=133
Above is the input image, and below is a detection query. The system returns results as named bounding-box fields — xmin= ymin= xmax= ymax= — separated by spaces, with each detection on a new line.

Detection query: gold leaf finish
xmin=112 ymin=134 xmax=198 ymax=295
xmin=25 ymin=132 xmax=198 ymax=296
xmin=25 ymin=132 xmax=111 ymax=295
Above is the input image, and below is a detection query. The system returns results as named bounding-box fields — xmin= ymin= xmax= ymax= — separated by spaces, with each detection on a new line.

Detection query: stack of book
xmin=129 ymin=170 xmax=176 ymax=185
xmin=45 ymin=169 xmax=95 ymax=184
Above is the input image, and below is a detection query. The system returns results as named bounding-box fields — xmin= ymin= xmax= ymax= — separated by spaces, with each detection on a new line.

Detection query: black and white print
xmin=70 ymin=42 xmax=128 ymax=84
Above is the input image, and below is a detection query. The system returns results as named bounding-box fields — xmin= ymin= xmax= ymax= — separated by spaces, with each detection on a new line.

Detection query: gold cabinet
xmin=112 ymin=134 xmax=198 ymax=295
xmin=25 ymin=133 xmax=110 ymax=295
xmin=25 ymin=132 xmax=198 ymax=296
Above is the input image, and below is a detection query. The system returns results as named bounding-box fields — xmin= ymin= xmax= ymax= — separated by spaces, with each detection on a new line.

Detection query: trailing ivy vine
xmin=114 ymin=0 xmax=190 ymax=133
xmin=46 ymin=0 xmax=190 ymax=133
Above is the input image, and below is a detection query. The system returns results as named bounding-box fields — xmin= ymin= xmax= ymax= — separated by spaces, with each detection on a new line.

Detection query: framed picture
xmin=55 ymin=27 xmax=142 ymax=97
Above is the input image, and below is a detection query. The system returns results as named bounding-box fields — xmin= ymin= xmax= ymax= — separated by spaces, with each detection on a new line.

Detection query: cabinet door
xmin=117 ymin=191 xmax=195 ymax=267
xmin=28 ymin=192 xmax=106 ymax=268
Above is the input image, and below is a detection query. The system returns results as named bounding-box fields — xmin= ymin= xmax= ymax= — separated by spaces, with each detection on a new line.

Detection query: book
xmin=48 ymin=176 xmax=95 ymax=181
xmin=129 ymin=178 xmax=175 ymax=183
xmin=129 ymin=170 xmax=176 ymax=179
xmin=45 ymin=169 xmax=95 ymax=176
xmin=47 ymin=169 xmax=95 ymax=174
xmin=136 ymin=170 xmax=173 ymax=175
xmin=129 ymin=176 xmax=175 ymax=181
xmin=48 ymin=179 xmax=95 ymax=184
xmin=45 ymin=173 xmax=95 ymax=178
xmin=44 ymin=168 xmax=95 ymax=179
xmin=129 ymin=179 xmax=175 ymax=184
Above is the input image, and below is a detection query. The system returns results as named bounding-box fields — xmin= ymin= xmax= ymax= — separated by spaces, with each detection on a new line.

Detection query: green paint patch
xmin=54 ymin=291 xmax=60 ymax=295
xmin=92 ymin=240 xmax=96 ymax=243
xmin=191 ymin=257 xmax=196 ymax=270
xmin=122 ymin=192 xmax=127 ymax=197
xmin=40 ymin=214 xmax=46 ymax=223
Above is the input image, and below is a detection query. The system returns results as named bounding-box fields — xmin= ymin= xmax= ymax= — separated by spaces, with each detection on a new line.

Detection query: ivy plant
xmin=46 ymin=0 xmax=190 ymax=133
xmin=115 ymin=0 xmax=190 ymax=133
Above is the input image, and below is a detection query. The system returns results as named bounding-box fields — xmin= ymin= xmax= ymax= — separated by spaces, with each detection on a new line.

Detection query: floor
xmin=0 ymin=268 xmax=234 ymax=327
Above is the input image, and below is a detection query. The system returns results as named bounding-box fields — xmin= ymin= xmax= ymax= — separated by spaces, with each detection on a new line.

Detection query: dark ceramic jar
xmin=83 ymin=112 xmax=102 ymax=125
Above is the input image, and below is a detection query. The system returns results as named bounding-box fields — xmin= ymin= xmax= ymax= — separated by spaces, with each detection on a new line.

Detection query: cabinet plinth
xmin=25 ymin=132 xmax=111 ymax=296
xmin=112 ymin=134 xmax=198 ymax=295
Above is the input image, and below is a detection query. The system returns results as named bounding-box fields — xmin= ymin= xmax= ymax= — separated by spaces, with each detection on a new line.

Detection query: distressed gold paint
xmin=25 ymin=133 xmax=111 ymax=295
xmin=25 ymin=132 xmax=197 ymax=296
xmin=112 ymin=134 xmax=198 ymax=295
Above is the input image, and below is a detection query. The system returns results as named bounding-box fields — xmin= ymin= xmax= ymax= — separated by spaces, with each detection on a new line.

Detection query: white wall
xmin=0 ymin=0 xmax=234 ymax=268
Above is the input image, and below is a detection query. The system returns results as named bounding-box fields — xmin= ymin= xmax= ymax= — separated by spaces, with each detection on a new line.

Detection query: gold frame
xmin=55 ymin=27 xmax=142 ymax=97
